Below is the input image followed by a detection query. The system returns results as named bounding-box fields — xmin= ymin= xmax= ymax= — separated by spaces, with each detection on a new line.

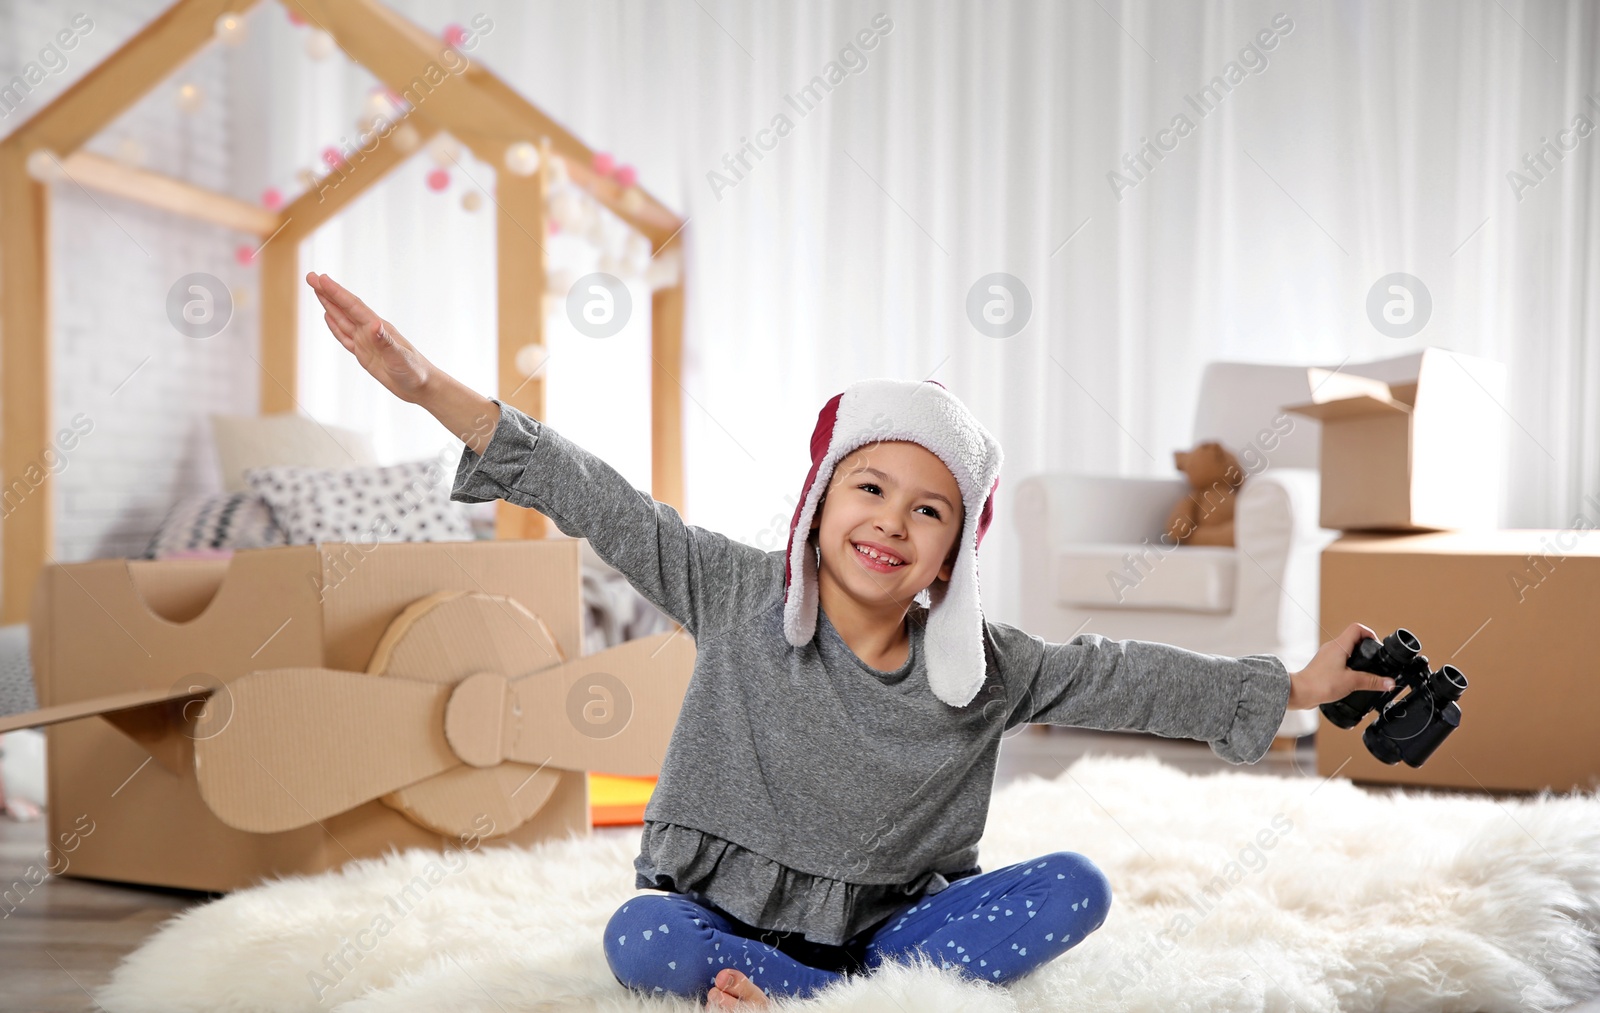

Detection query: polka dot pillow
xmin=245 ymin=459 xmax=472 ymax=545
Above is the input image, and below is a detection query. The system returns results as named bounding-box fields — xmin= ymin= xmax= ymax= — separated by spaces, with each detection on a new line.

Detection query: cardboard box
xmin=1317 ymin=529 xmax=1600 ymax=793
xmin=1282 ymin=348 xmax=1507 ymax=532
xmin=0 ymin=541 xmax=693 ymax=892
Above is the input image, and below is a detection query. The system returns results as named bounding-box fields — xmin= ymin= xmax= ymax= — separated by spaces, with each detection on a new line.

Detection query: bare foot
xmin=706 ymin=967 xmax=769 ymax=1008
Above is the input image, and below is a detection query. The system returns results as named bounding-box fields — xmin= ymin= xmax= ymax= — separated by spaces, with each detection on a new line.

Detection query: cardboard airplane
xmin=2 ymin=590 xmax=693 ymax=840
xmin=2 ymin=540 xmax=694 ymax=891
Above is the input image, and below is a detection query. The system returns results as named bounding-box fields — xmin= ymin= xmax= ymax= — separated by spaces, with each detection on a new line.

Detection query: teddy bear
xmin=1164 ymin=441 xmax=1246 ymax=547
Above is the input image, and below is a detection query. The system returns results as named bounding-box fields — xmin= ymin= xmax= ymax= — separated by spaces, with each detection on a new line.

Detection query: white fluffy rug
xmin=95 ymin=754 xmax=1600 ymax=1012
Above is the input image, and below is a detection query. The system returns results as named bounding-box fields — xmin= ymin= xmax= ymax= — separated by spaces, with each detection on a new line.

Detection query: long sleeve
xmin=450 ymin=398 xmax=778 ymax=639
xmin=988 ymin=620 xmax=1292 ymax=764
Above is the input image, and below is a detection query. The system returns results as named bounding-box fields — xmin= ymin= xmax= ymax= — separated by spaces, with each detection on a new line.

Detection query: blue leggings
xmin=603 ymin=851 xmax=1112 ymax=1003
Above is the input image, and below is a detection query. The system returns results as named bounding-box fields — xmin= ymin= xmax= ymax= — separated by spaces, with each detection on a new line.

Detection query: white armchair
xmin=1013 ymin=361 xmax=1350 ymax=742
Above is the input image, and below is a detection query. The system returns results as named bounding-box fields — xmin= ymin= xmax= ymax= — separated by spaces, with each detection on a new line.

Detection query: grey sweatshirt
xmin=451 ymin=399 xmax=1293 ymax=946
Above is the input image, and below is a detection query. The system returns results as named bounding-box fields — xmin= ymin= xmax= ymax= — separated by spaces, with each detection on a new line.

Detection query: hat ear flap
xmin=784 ymin=456 xmax=836 ymax=648
xmin=924 ymin=512 xmax=986 ymax=707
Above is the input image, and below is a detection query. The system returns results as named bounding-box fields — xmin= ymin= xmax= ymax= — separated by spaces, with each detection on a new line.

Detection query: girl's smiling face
xmin=810 ymin=440 xmax=964 ymax=607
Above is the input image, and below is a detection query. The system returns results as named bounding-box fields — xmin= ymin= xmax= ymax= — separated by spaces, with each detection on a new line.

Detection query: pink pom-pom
xmin=321 ymin=146 xmax=346 ymax=169
xmin=548 ymin=219 xmax=561 ymax=234
xmin=426 ymin=168 xmax=450 ymax=191
xmin=235 ymin=244 xmax=257 ymax=265
xmin=614 ymin=164 xmax=637 ymax=188
xmin=261 ymin=187 xmax=284 ymax=210
xmin=287 ymin=9 xmax=306 ymax=26
xmin=592 ymin=151 xmax=614 ymax=175
xmin=442 ymin=23 xmax=468 ymax=48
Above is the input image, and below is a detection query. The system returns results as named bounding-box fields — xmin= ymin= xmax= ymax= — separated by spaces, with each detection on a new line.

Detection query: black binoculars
xmin=1319 ymin=628 xmax=1467 ymax=767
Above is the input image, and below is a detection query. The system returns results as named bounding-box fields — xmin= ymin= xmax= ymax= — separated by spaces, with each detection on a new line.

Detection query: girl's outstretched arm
xmin=987 ymin=621 xmax=1399 ymax=764
xmin=305 ymin=271 xmax=777 ymax=639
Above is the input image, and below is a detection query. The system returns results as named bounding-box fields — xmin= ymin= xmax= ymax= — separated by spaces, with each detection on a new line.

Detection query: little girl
xmin=307 ymin=272 xmax=1393 ymax=1008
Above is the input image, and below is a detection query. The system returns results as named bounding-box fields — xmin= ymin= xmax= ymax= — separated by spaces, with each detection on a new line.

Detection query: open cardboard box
xmin=1282 ymin=347 xmax=1507 ymax=532
xmin=0 ymin=540 xmax=694 ymax=893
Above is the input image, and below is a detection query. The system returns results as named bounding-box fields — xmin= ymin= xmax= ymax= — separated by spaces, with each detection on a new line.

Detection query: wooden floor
xmin=2 ymin=728 xmax=1595 ymax=1011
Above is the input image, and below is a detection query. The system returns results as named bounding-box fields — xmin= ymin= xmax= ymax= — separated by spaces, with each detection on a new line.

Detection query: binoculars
xmin=1319 ymin=628 xmax=1467 ymax=767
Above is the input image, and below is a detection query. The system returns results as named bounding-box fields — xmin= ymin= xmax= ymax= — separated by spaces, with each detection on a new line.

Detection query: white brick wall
xmin=2 ymin=1 xmax=258 ymax=567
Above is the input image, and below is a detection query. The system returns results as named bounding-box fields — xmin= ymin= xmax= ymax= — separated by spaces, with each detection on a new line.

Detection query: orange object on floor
xmin=590 ymin=772 xmax=659 ymax=826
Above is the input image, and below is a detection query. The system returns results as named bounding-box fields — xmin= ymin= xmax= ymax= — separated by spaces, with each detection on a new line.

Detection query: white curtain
xmin=249 ymin=0 xmax=1600 ymax=628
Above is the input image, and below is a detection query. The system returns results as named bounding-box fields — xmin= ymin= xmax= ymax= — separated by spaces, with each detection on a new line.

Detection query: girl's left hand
xmin=1287 ymin=622 xmax=1396 ymax=710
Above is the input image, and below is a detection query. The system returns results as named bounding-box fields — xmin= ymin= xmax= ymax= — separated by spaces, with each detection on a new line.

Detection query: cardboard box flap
xmin=0 ymin=682 xmax=209 ymax=777
xmin=1283 ymin=394 xmax=1413 ymax=420
xmin=0 ymin=685 xmax=211 ymax=735
xmin=102 ymin=692 xmax=203 ymax=777
xmin=1387 ymin=380 xmax=1420 ymax=406
xmin=1307 ymin=369 xmax=1394 ymax=403
xmin=1283 ymin=369 xmax=1413 ymax=420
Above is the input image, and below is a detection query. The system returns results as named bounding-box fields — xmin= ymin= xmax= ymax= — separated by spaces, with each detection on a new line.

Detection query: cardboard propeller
xmin=3 ymin=589 xmax=695 ymax=842
xmin=190 ymin=589 xmax=694 ymax=838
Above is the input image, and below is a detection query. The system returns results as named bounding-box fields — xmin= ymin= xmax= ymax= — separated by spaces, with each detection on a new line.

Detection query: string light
xmin=176 ymin=82 xmax=204 ymax=113
xmin=24 ymin=149 xmax=63 ymax=183
xmin=305 ymin=29 xmax=335 ymax=60
xmin=505 ymin=141 xmax=539 ymax=177
xmin=214 ymin=12 xmax=247 ymax=47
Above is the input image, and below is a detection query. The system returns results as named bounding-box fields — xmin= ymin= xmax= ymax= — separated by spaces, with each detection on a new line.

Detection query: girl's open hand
xmin=1287 ymin=622 xmax=1396 ymax=710
xmin=306 ymin=272 xmax=434 ymax=403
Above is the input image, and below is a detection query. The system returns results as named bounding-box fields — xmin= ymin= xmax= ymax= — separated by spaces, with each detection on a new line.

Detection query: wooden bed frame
xmin=0 ymin=0 xmax=689 ymax=624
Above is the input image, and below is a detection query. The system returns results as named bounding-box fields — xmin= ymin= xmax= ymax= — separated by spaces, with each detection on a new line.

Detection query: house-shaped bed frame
xmin=0 ymin=0 xmax=688 ymax=623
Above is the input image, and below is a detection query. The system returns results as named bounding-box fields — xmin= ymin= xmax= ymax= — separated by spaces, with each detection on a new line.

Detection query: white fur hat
xmin=782 ymin=378 xmax=1003 ymax=708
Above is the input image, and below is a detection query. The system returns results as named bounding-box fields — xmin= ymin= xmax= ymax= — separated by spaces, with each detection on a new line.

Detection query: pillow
xmin=144 ymin=490 xmax=289 ymax=559
xmin=211 ymin=412 xmax=377 ymax=494
xmin=245 ymin=460 xmax=472 ymax=545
